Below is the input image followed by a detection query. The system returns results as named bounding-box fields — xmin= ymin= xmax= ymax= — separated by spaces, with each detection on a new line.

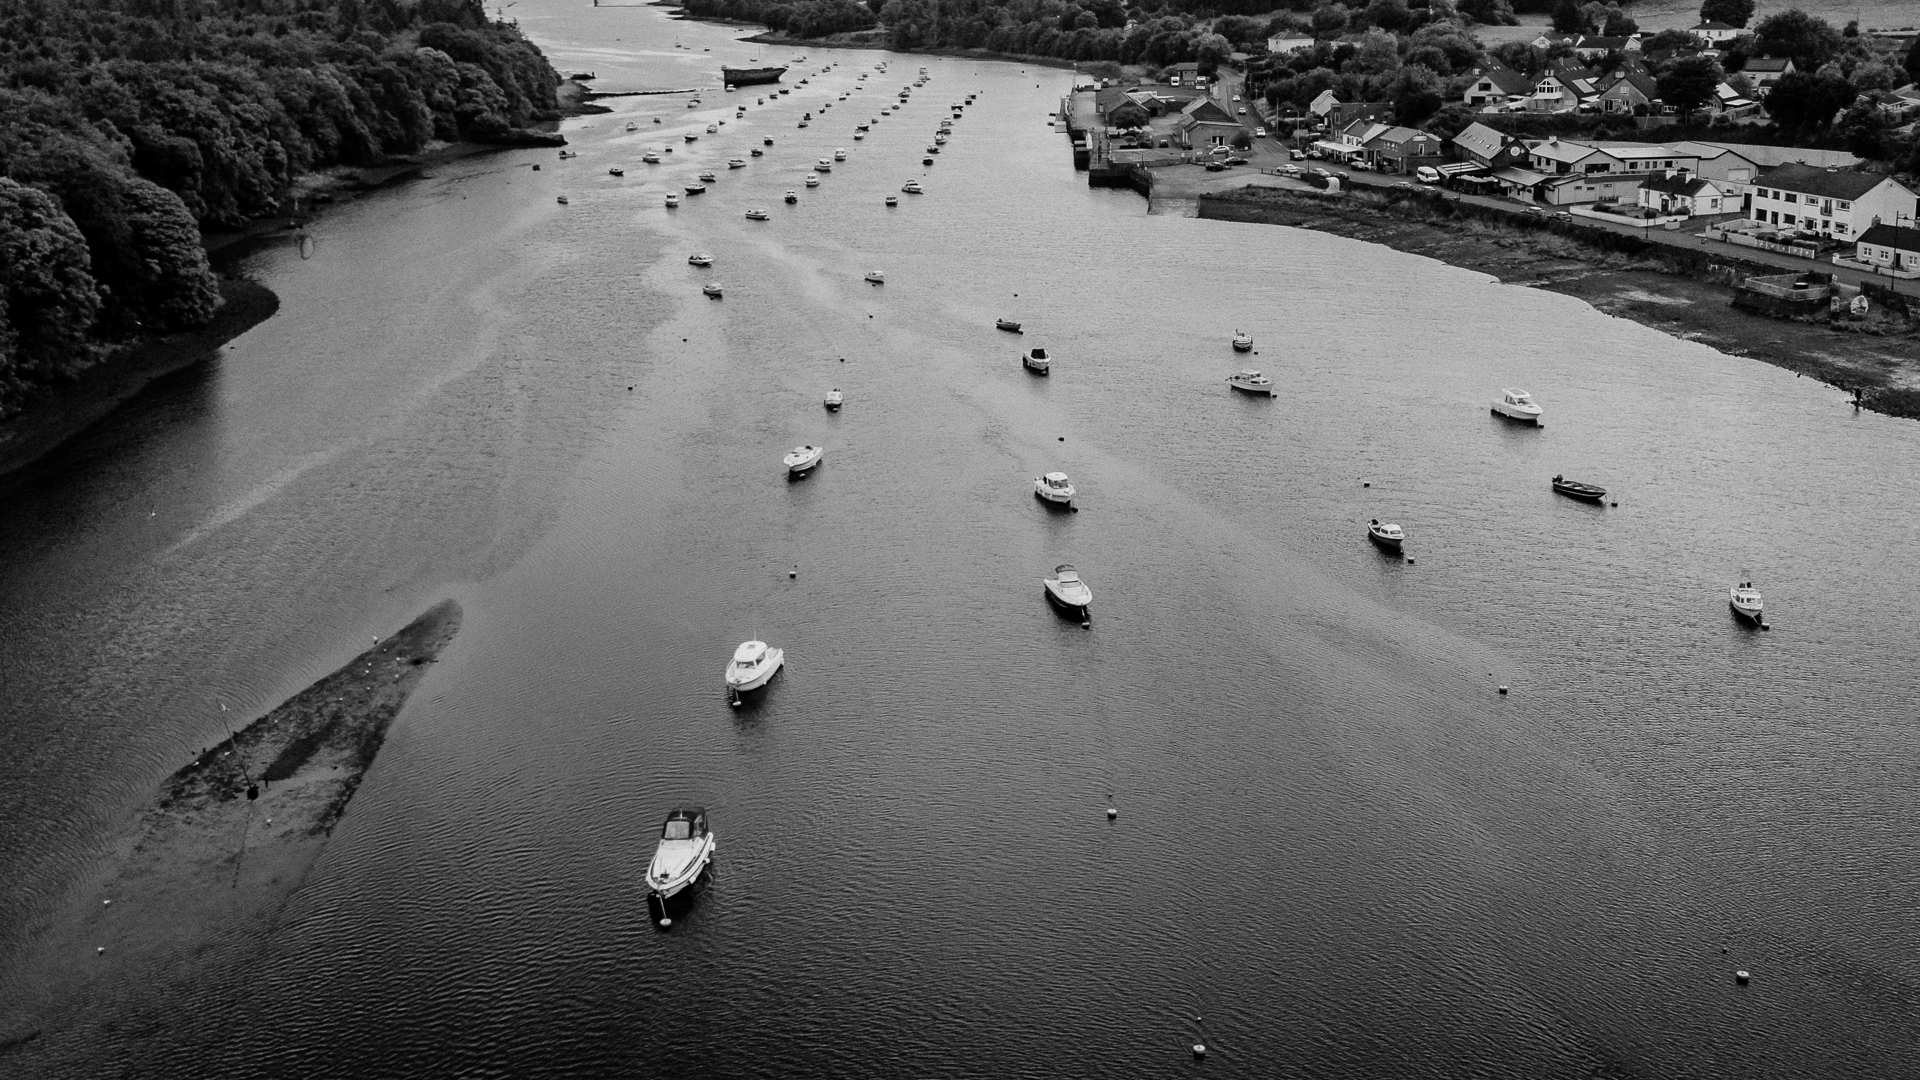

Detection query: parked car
xmin=1232 ymin=94 xmax=1241 ymax=101
xmin=1350 ymin=159 xmax=1373 ymax=171
xmin=1279 ymin=164 xmax=1301 ymax=177
xmin=1290 ymin=148 xmax=1306 ymax=160
xmin=1312 ymin=167 xmax=1334 ymax=178
xmin=1394 ymin=182 xmax=1415 ymax=191
xmin=1555 ymin=210 xmax=1573 ymax=221
xmin=1526 ymin=206 xmax=1545 ymax=216
xmin=1255 ymin=127 xmax=1267 ymax=138
xmin=1415 ymin=165 xmax=1441 ymax=184
xmin=1226 ymin=156 xmax=1249 ymax=166
xmin=1237 ymin=106 xmax=1248 ymax=115
xmin=1157 ymin=139 xmax=1169 ymax=148
xmin=1205 ymin=161 xmax=1226 ymax=171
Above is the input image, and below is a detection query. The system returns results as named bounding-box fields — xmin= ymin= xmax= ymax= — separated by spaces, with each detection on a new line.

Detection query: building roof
xmin=1094 ymin=86 xmax=1135 ymax=112
xmin=1744 ymin=57 xmax=1793 ymax=72
xmin=1177 ymin=98 xmax=1237 ymax=125
xmin=1343 ymin=119 xmax=1392 ymax=144
xmin=1452 ymin=122 xmax=1512 ymax=160
xmin=1578 ymin=35 xmax=1633 ymax=51
xmin=1856 ymin=223 xmax=1920 ymax=251
xmin=1758 ymin=162 xmax=1901 ymax=200
xmin=1471 ymin=65 xmax=1532 ymax=96
xmin=1639 ymin=172 xmax=1719 ymax=196
xmin=1667 ymin=140 xmax=1759 ymax=168
xmin=1600 ymin=144 xmax=1693 ymax=161
xmin=1692 ymin=20 xmax=1737 ymax=30
xmin=1168 ymin=62 xmax=1201 ymax=72
xmin=1366 ymin=125 xmax=1435 ymax=149
xmin=1602 ymin=69 xmax=1659 ymax=100
xmin=1529 ymin=137 xmax=1607 ymax=165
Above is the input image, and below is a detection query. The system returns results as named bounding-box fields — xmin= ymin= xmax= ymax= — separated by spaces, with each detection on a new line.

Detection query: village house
xmin=1265 ymin=33 xmax=1315 ymax=55
xmin=1667 ymin=141 xmax=1761 ymax=198
xmin=1712 ymin=81 xmax=1760 ymax=117
xmin=1638 ymin=170 xmax=1731 ymax=217
xmin=1529 ymin=59 xmax=1601 ymax=113
xmin=1505 ymin=137 xmax=1702 ymax=205
xmin=1849 ymin=223 xmax=1920 ymax=276
xmin=1594 ymin=67 xmax=1660 ymax=114
xmin=1166 ymin=61 xmax=1203 ymax=88
xmin=1689 ymin=20 xmax=1742 ymax=45
xmin=1451 ymin=122 xmax=1529 ymax=171
xmin=1573 ymin=35 xmax=1640 ymax=61
xmin=1748 ymin=163 xmax=1919 ymax=241
xmin=1463 ymin=65 xmax=1532 ymax=109
xmin=1323 ymin=101 xmax=1392 ymax=129
xmin=1314 ymin=118 xmax=1388 ymax=163
xmin=1530 ymin=32 xmax=1581 ymax=50
xmin=1173 ymin=97 xmax=1242 ymax=148
xmin=1364 ymin=126 xmax=1444 ymax=174
xmin=1741 ymin=57 xmax=1795 ymax=94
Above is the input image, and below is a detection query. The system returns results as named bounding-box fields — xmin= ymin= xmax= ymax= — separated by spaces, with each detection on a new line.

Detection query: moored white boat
xmin=688 ymin=253 xmax=713 ymax=266
xmin=784 ymin=444 xmax=824 ymax=474
xmin=625 ymin=121 xmax=639 ymax=131
xmin=1551 ymin=474 xmax=1607 ymax=501
xmin=1023 ymin=347 xmax=1050 ymax=374
xmin=684 ymin=183 xmax=706 ymax=194
xmin=1492 ymin=388 xmax=1543 ymax=423
xmin=698 ymin=170 xmax=717 ymax=182
xmin=901 ymin=180 xmax=923 ymax=194
xmin=824 ymin=389 xmax=843 ymax=411
xmin=865 ymin=271 xmax=884 ymax=284
xmin=1730 ymin=581 xmax=1764 ymax=622
xmin=805 ymin=173 xmax=821 ymax=187
xmin=1034 ymin=472 xmax=1075 ymax=505
xmin=745 ymin=208 xmax=770 ymax=220
xmin=1366 ymin=519 xmax=1405 ymax=549
xmin=1042 ymin=564 xmax=1093 ymax=611
xmin=702 ymin=282 xmax=723 ymax=297
xmin=1227 ymin=369 xmax=1273 ymax=395
xmin=646 ymin=807 xmax=715 ymax=901
xmin=834 ymin=148 xmax=847 ymax=160
xmin=728 ymin=158 xmax=747 ymax=168
xmin=642 ymin=151 xmax=661 ymax=163
xmin=1232 ymin=329 xmax=1253 ymax=351
xmin=884 ymin=195 xmax=897 ymax=206
xmin=664 ymin=193 xmax=679 ymax=207
xmin=724 ymin=639 xmax=785 ymax=693
xmin=996 ymin=319 xmax=1022 ymax=333
xmin=816 ymin=159 xmax=832 ymax=172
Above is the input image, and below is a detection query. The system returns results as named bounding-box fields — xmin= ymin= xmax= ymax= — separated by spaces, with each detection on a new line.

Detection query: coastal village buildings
xmin=1265 ymin=33 xmax=1315 ymax=54
xmin=1573 ymin=35 xmax=1640 ymax=61
xmin=1365 ymin=126 xmax=1445 ymax=174
xmin=1638 ymin=171 xmax=1731 ymax=217
xmin=1668 ymin=141 xmax=1761 ymax=196
xmin=1451 ymin=122 xmax=1530 ymax=171
xmin=1529 ymin=60 xmax=1602 ymax=113
xmin=1174 ymin=97 xmax=1241 ymax=148
xmin=1463 ymin=65 xmax=1532 ymax=109
xmin=1748 ymin=164 xmax=1920 ymax=241
xmin=1742 ymin=58 xmax=1795 ymax=93
xmin=1850 ymin=223 xmax=1920 ymax=276
xmin=1594 ymin=67 xmax=1660 ymax=114
xmin=1690 ymin=20 xmax=1742 ymax=45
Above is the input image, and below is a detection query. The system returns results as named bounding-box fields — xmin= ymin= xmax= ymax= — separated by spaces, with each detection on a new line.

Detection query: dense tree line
xmin=0 ymin=0 xmax=560 ymax=418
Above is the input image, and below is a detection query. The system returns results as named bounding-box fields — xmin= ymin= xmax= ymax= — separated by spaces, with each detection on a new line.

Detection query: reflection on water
xmin=3 ymin=2 xmax=1920 ymax=1076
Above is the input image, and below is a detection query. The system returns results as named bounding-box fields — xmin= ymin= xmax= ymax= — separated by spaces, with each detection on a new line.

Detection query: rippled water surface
xmin=3 ymin=4 xmax=1919 ymax=1077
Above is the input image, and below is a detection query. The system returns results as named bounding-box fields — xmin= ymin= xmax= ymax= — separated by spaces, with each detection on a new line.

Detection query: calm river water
xmin=2 ymin=4 xmax=1918 ymax=1077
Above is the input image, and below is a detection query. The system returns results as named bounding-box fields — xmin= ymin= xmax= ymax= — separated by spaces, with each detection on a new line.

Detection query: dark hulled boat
xmin=723 ymin=65 xmax=787 ymax=87
xmin=1550 ymin=475 xmax=1607 ymax=502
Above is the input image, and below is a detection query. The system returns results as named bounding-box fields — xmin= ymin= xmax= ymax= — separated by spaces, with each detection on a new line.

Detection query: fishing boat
xmin=556 ymin=195 xmax=569 ymax=204
xmin=824 ymin=389 xmax=843 ymax=411
xmin=834 ymin=148 xmax=847 ymax=160
xmin=608 ymin=167 xmax=624 ymax=176
xmin=996 ymin=319 xmax=1022 ymax=333
xmin=724 ymin=639 xmax=785 ymax=693
xmin=684 ymin=184 xmax=706 ymax=194
xmin=642 ymin=152 xmax=661 ymax=163
xmin=698 ymin=170 xmax=717 ymax=182
xmin=1550 ymin=475 xmax=1607 ymax=501
xmin=1730 ymin=582 xmax=1764 ymax=622
xmin=785 ymin=190 xmax=799 ymax=203
xmin=1042 ymin=564 xmax=1093 ymax=613
xmin=745 ymin=208 xmax=770 ymax=220
xmin=1023 ymin=347 xmax=1050 ymax=374
xmin=784 ymin=444 xmax=824 ymax=475
xmin=664 ymin=193 xmax=679 ymax=207
xmin=728 ymin=158 xmax=747 ymax=168
xmin=1226 ymin=369 xmax=1273 ymax=395
xmin=646 ymin=807 xmax=715 ymax=901
xmin=884 ymin=195 xmax=897 ymax=206
xmin=688 ymin=253 xmax=713 ymax=266
xmin=816 ymin=159 xmax=832 ymax=172
xmin=901 ymin=180 xmax=923 ymax=194
xmin=805 ymin=174 xmax=821 ymax=187
xmin=1034 ymin=472 xmax=1075 ymax=505
xmin=1492 ymin=388 xmax=1543 ymax=424
xmin=722 ymin=65 xmax=788 ymax=87
xmin=864 ymin=271 xmax=884 ymax=284
xmin=1232 ymin=329 xmax=1253 ymax=352
xmin=1366 ymin=519 xmax=1405 ymax=549
xmin=702 ymin=282 xmax=723 ymax=298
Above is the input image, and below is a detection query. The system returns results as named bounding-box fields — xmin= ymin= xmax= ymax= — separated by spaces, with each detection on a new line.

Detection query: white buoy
xmin=103 ymin=899 xmax=111 ymax=906
xmin=1107 ymin=807 xmax=1117 ymax=819
xmin=1191 ymin=1043 xmax=1206 ymax=1058
xmin=96 ymin=946 xmax=105 ymax=954
xmin=659 ymin=917 xmax=672 ymax=928
xmin=1735 ymin=970 xmax=1750 ymax=984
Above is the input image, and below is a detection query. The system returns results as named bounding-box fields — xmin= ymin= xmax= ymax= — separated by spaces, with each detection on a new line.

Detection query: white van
xmin=1415 ymin=165 xmax=1441 ymax=184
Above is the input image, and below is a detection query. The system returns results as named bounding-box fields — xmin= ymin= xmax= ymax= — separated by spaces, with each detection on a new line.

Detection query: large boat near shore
xmin=723 ymin=65 xmax=787 ymax=87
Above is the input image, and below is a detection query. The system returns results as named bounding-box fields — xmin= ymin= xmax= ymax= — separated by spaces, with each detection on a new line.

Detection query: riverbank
xmin=1200 ymin=185 xmax=1920 ymax=420
xmin=0 ymin=601 xmax=462 ymax=1064
xmin=663 ymin=9 xmax=1082 ymax=71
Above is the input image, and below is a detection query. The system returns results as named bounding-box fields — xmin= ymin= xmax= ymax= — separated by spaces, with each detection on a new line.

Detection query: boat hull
xmin=1552 ymin=480 xmax=1607 ymax=501
xmin=1232 ymin=341 xmax=1252 ymax=352
xmin=1034 ymin=485 xmax=1073 ymax=505
xmin=1043 ymin=582 xmax=1091 ymax=611
xmin=1228 ymin=379 xmax=1273 ymax=396
xmin=724 ymin=653 xmax=784 ymax=692
xmin=723 ymin=66 xmax=787 ymax=87
xmin=648 ymin=837 xmax=716 ymax=900
xmin=1492 ymin=404 xmax=1541 ymax=424
xmin=1367 ymin=529 xmax=1403 ymax=550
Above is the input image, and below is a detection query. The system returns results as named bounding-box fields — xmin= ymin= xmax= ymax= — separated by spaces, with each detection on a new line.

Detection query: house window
xmin=1784 ymin=193 xmax=1797 ymax=203
xmin=1837 ymin=201 xmax=1850 ymax=211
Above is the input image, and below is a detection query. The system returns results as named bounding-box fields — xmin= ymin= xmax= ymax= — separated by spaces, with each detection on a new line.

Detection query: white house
xmin=1689 ymin=20 xmax=1743 ymax=45
xmin=1463 ymin=65 xmax=1532 ymax=108
xmin=1748 ymin=163 xmax=1920 ymax=241
xmin=1266 ymin=33 xmax=1316 ymax=54
xmin=1849 ymin=223 xmax=1920 ymax=276
xmin=1638 ymin=170 xmax=1730 ymax=217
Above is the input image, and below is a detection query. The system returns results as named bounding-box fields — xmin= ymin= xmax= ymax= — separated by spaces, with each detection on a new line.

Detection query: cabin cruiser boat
xmin=608 ymin=167 xmax=624 ymax=176
xmin=729 ymin=158 xmax=747 ymax=168
xmin=647 ymin=807 xmax=715 ymax=901
xmin=684 ymin=184 xmax=706 ymax=194
xmin=1492 ymin=388 xmax=1542 ymax=424
xmin=854 ymin=133 xmax=865 ymax=140
xmin=556 ymin=195 xmax=569 ymax=205
xmin=745 ymin=208 xmax=770 ymax=220
xmin=834 ymin=148 xmax=847 ymax=160
xmin=702 ymin=282 xmax=723 ymax=298
xmin=816 ymin=159 xmax=832 ymax=172
xmin=765 ymin=136 xmax=775 ymax=145
xmin=934 ymin=134 xmax=947 ymax=145
xmin=797 ymin=120 xmax=809 ymax=128
xmin=805 ymin=174 xmax=821 ymax=187
xmin=688 ymin=253 xmax=713 ymax=266
xmin=724 ymin=639 xmax=785 ymax=693
xmin=926 ymin=145 xmax=940 ymax=154
xmin=996 ymin=319 xmax=1022 ymax=333
xmin=1366 ymin=519 xmax=1405 ymax=549
xmin=698 ymin=170 xmax=717 ymax=182
xmin=824 ymin=389 xmax=843 ymax=411
xmin=884 ymin=195 xmax=897 ymax=206
xmin=663 ymin=193 xmax=678 ymax=207
xmin=923 ymin=157 xmax=934 ymax=166
xmin=705 ymin=123 xmax=718 ymax=133
xmin=1042 ymin=564 xmax=1092 ymax=612
xmin=864 ymin=271 xmax=884 ymax=284
xmin=1226 ymin=369 xmax=1273 ymax=395
xmin=1023 ymin=347 xmax=1050 ymax=374
xmin=785 ymin=190 xmax=799 ymax=203
xmin=642 ymin=152 xmax=662 ymax=163
xmin=687 ymin=99 xmax=699 ymax=108
xmin=1034 ymin=472 xmax=1075 ymax=505
xmin=1551 ymin=475 xmax=1606 ymax=501
xmin=751 ymin=148 xmax=764 ymax=157
xmin=901 ymin=180 xmax=923 ymax=194
xmin=1730 ymin=582 xmax=1764 ymax=622
xmin=1232 ymin=329 xmax=1253 ymax=351
xmin=684 ymin=133 xmax=699 ymax=142
xmin=784 ymin=444 xmax=824 ymax=475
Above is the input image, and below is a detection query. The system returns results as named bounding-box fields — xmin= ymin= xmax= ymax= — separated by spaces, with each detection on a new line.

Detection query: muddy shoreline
xmin=0 ymin=601 xmax=462 ymax=1065
xmin=1199 ymin=186 xmax=1920 ymax=420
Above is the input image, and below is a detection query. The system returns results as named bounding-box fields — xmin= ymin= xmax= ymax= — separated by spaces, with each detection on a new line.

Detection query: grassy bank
xmin=0 ymin=602 xmax=462 ymax=1063
xmin=1200 ymin=185 xmax=1920 ymax=421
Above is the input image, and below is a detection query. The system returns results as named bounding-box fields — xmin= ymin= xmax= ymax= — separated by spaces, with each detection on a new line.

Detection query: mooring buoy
xmin=1107 ymin=807 xmax=1117 ymax=819
xmin=1498 ymin=685 xmax=1509 ymax=695
xmin=660 ymin=917 xmax=672 ymax=929
xmin=1191 ymin=1043 xmax=1206 ymax=1058
xmin=1735 ymin=970 xmax=1750 ymax=984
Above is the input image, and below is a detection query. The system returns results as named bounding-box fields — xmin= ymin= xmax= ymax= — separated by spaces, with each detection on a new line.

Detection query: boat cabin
xmin=660 ymin=807 xmax=709 ymax=842
xmin=1501 ymin=389 xmax=1535 ymax=408
xmin=1041 ymin=472 xmax=1072 ymax=491
xmin=731 ymin=640 xmax=771 ymax=667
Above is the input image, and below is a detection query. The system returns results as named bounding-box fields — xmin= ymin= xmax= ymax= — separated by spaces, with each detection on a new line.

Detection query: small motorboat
xmin=642 ymin=152 xmax=662 ymax=163
xmin=996 ymin=319 xmax=1022 ymax=333
xmin=834 ymin=148 xmax=847 ymax=160
xmin=1034 ymin=472 xmax=1075 ymax=505
xmin=803 ymin=111 xmax=813 ymax=120
xmin=805 ymin=174 xmax=821 ymax=187
xmin=687 ymin=99 xmax=699 ymax=108
xmin=556 ymin=195 xmax=569 ymax=205
xmin=797 ymin=120 xmax=809 ymax=128
xmin=884 ymin=196 xmax=898 ymax=206
xmin=1366 ymin=519 xmax=1405 ymax=549
xmin=926 ymin=145 xmax=940 ymax=154
xmin=934 ymin=134 xmax=947 ymax=144
xmin=724 ymin=639 xmax=785 ymax=694
xmin=784 ymin=444 xmax=824 ymax=475
xmin=824 ymin=389 xmax=843 ymax=411
xmin=646 ymin=807 xmax=715 ymax=901
xmin=728 ymin=158 xmax=747 ymax=168
xmin=922 ymin=157 xmax=934 ymax=166
xmin=1551 ymin=475 xmax=1607 ymax=502
xmin=702 ymin=283 xmax=723 ymax=298
xmin=1232 ymin=330 xmax=1253 ymax=352
xmin=559 ymin=150 xmax=576 ymax=158
xmin=816 ymin=159 xmax=833 ymax=172
xmin=1042 ymin=564 xmax=1093 ymax=612
xmin=1492 ymin=388 xmax=1543 ymax=424
xmin=854 ymin=133 xmax=865 ymax=140
xmin=751 ymin=148 xmax=764 ymax=157
xmin=705 ymin=123 xmax=718 ymax=133
xmin=1023 ymin=347 xmax=1050 ymax=374
xmin=764 ymin=136 xmax=775 ymax=145
xmin=625 ymin=121 xmax=639 ymax=131
xmin=865 ymin=271 xmax=884 ymax=284
xmin=698 ymin=170 xmax=717 ymax=182
xmin=684 ymin=184 xmax=706 ymax=195
xmin=1227 ymin=369 xmax=1273 ymax=396
xmin=745 ymin=208 xmax=770 ymax=220
xmin=688 ymin=253 xmax=713 ymax=266
xmin=664 ymin=193 xmax=679 ymax=207
xmin=608 ymin=167 xmax=624 ymax=176
xmin=785 ymin=190 xmax=799 ymax=203
xmin=901 ymin=180 xmax=923 ymax=194
xmin=684 ymin=133 xmax=699 ymax=142
xmin=1730 ymin=582 xmax=1764 ymax=622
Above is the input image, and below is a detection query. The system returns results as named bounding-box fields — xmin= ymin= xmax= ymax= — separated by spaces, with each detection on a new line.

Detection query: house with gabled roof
xmin=1451 ymin=122 xmax=1528 ymax=171
xmin=1574 ymin=35 xmax=1640 ymax=60
xmin=1463 ymin=65 xmax=1532 ymax=109
xmin=1595 ymin=67 xmax=1660 ymax=114
xmin=1666 ymin=141 xmax=1762 ymax=195
xmin=1325 ymin=101 xmax=1392 ymax=129
xmin=1530 ymin=31 xmax=1581 ymax=50
xmin=1749 ymin=163 xmax=1919 ymax=241
xmin=1849 ymin=223 xmax=1920 ymax=277
xmin=1690 ymin=20 xmax=1741 ymax=45
xmin=1518 ymin=136 xmax=1702 ymax=204
xmin=1364 ymin=126 xmax=1444 ymax=173
xmin=1529 ymin=60 xmax=1601 ymax=112
xmin=1638 ymin=170 xmax=1731 ymax=217
xmin=1173 ymin=96 xmax=1241 ymax=148
xmin=1266 ymin=33 xmax=1316 ymax=55
xmin=1742 ymin=57 xmax=1795 ymax=93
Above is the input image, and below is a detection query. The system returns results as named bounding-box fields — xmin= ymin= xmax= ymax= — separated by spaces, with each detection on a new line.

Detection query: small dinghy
xmin=1034 ymin=472 xmax=1075 ymax=505
xmin=1730 ymin=581 xmax=1764 ymax=623
xmin=996 ymin=319 xmax=1023 ymax=333
xmin=824 ymin=389 xmax=843 ymax=411
xmin=647 ymin=807 xmax=715 ymax=902
xmin=785 ymin=190 xmax=799 ymax=203
xmin=745 ymin=208 xmax=770 ymax=220
xmin=865 ymin=271 xmax=884 ymax=284
xmin=705 ymin=124 xmax=718 ymax=133
xmin=1023 ymin=347 xmax=1050 ymax=374
xmin=884 ymin=195 xmax=897 ymax=206
xmin=1366 ymin=519 xmax=1405 ymax=549
xmin=1227 ymin=369 xmax=1273 ymax=395
xmin=688 ymin=253 xmax=713 ymax=266
xmin=702 ymin=283 xmax=724 ymax=299
xmin=625 ymin=121 xmax=638 ymax=131
xmin=724 ymin=640 xmax=785 ymax=695
xmin=1042 ymin=564 xmax=1093 ymax=613
xmin=797 ymin=120 xmax=809 ymax=128
xmin=1232 ymin=329 xmax=1253 ymax=352
xmin=1492 ymin=387 xmax=1542 ymax=424
xmin=664 ymin=193 xmax=679 ymax=207
xmin=1551 ymin=475 xmax=1607 ymax=501
xmin=608 ymin=167 xmax=624 ymax=176
xmin=684 ymin=184 xmax=706 ymax=194
xmin=784 ymin=444 xmax=824 ymax=475
xmin=805 ymin=173 xmax=821 ymax=187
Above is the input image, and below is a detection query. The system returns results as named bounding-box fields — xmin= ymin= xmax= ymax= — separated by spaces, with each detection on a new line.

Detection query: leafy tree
xmin=1641 ymin=28 xmax=1698 ymax=52
xmin=1752 ymin=10 xmax=1842 ymax=72
xmin=1194 ymin=32 xmax=1232 ymax=74
xmin=1657 ymin=54 xmax=1721 ymax=120
xmin=1550 ymin=0 xmax=1587 ymax=33
xmin=0 ymin=178 xmax=103 ymax=416
xmin=1698 ymin=0 xmax=1754 ymax=28
xmin=1833 ymin=96 xmax=1890 ymax=159
xmin=1455 ymin=0 xmax=1517 ymax=25
xmin=1366 ymin=0 xmax=1412 ymax=32
xmin=1906 ymin=35 xmax=1920 ymax=85
xmin=1602 ymin=7 xmax=1637 ymax=35
xmin=1763 ymin=69 xmax=1856 ymax=140
xmin=1311 ymin=3 xmax=1350 ymax=38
